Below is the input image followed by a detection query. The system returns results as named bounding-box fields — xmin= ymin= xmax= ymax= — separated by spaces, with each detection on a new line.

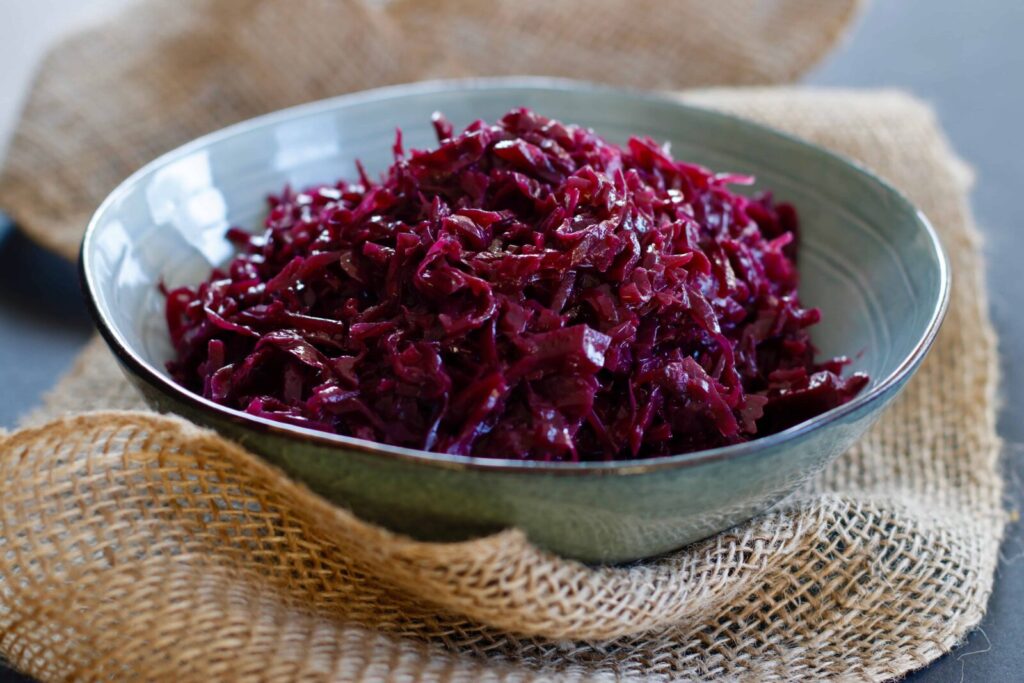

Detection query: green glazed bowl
xmin=80 ymin=78 xmax=949 ymax=563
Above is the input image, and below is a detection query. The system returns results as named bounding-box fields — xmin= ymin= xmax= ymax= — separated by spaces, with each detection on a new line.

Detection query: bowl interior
xmin=83 ymin=80 xmax=946 ymax=462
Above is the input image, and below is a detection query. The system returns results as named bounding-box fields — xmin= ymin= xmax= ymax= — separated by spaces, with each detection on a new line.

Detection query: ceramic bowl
xmin=80 ymin=78 xmax=949 ymax=563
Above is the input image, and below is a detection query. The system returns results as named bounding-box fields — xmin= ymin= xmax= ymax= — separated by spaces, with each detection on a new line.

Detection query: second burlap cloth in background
xmin=0 ymin=0 xmax=862 ymax=260
xmin=2 ymin=88 xmax=1005 ymax=681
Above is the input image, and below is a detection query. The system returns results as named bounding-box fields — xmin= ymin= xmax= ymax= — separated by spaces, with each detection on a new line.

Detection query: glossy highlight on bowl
xmin=80 ymin=78 xmax=949 ymax=562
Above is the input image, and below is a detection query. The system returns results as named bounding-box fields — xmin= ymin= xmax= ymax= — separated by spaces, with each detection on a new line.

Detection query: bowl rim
xmin=79 ymin=76 xmax=951 ymax=475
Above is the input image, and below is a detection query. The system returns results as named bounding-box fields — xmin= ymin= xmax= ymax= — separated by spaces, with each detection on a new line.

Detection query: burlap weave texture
xmin=1 ymin=88 xmax=1005 ymax=681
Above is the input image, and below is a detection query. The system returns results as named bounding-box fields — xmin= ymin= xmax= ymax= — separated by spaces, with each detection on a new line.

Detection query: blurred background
xmin=0 ymin=1 xmax=1020 ymax=681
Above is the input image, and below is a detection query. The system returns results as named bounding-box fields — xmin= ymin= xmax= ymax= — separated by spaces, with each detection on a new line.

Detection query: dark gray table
xmin=1 ymin=0 xmax=1020 ymax=679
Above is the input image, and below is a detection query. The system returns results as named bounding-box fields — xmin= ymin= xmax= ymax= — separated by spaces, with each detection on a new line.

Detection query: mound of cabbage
xmin=165 ymin=109 xmax=868 ymax=461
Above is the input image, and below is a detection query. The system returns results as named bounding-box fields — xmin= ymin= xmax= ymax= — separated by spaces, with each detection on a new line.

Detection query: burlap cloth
xmin=0 ymin=1 xmax=1008 ymax=681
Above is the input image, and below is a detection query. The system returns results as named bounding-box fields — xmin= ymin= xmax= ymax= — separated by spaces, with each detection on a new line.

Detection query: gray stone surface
xmin=0 ymin=0 xmax=1020 ymax=679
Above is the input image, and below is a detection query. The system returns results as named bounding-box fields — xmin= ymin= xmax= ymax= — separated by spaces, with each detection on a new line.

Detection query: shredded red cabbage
xmin=164 ymin=109 xmax=868 ymax=461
